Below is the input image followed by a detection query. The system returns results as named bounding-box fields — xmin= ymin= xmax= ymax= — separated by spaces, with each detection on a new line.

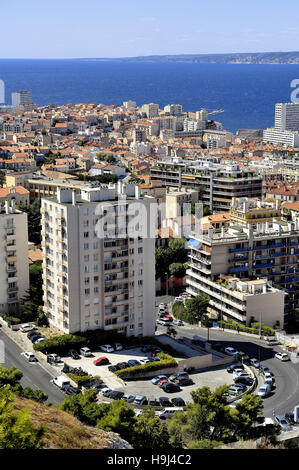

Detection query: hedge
xmin=115 ymin=352 xmax=177 ymax=379
xmin=33 ymin=334 xmax=86 ymax=354
xmin=66 ymin=373 xmax=92 ymax=387
xmin=218 ymin=319 xmax=275 ymax=337
xmin=0 ymin=314 xmax=21 ymax=325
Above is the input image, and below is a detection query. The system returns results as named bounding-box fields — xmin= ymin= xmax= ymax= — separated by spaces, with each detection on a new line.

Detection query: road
xmin=156 ymin=321 xmax=299 ymax=418
xmin=0 ymin=329 xmax=66 ymax=405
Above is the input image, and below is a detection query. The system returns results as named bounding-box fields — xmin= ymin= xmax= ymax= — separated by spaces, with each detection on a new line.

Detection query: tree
xmin=0 ymin=388 xmax=44 ymax=449
xmin=0 ymin=171 xmax=5 ymax=188
xmin=132 ymin=406 xmax=172 ymax=449
xmin=96 ymin=400 xmax=136 ymax=442
xmin=169 ymin=262 xmax=186 ymax=278
xmin=59 ymin=389 xmax=111 ymax=426
xmin=184 ymin=294 xmax=210 ymax=324
xmin=19 ymin=198 xmax=42 ymax=245
xmin=0 ymin=366 xmax=23 ymax=387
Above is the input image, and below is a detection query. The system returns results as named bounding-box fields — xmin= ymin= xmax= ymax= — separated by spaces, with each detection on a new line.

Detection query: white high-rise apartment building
xmin=11 ymin=90 xmax=33 ymax=108
xmin=164 ymin=104 xmax=183 ymax=115
xmin=141 ymin=102 xmax=159 ymax=118
xmin=41 ymin=183 xmax=156 ymax=336
xmin=275 ymin=103 xmax=299 ymax=131
xmin=264 ymin=102 xmax=299 ymax=147
xmin=0 ymin=201 xmax=29 ymax=314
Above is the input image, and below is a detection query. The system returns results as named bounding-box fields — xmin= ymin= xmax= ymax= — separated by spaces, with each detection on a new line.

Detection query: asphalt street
xmin=0 ymin=329 xmax=65 ymax=405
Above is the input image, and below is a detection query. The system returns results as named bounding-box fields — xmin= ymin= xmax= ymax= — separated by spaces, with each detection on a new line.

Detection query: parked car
xmin=174 ymin=377 xmax=194 ymax=386
xmin=232 ymin=371 xmax=251 ymax=381
xmin=108 ymin=365 xmax=118 ymax=373
xmin=159 ymin=303 xmax=167 ymax=309
xmin=29 ymin=334 xmax=42 ymax=343
xmin=139 ymin=358 xmax=150 ymax=364
xmin=250 ymin=358 xmax=260 ymax=368
xmin=237 ymin=351 xmax=250 ymax=362
xmin=225 ymin=347 xmax=239 ymax=356
xmin=123 ymin=394 xmax=135 ymax=403
xmin=80 ymin=347 xmax=92 ymax=357
xmin=156 ymin=319 xmax=171 ymax=326
xmin=115 ymin=362 xmax=130 ymax=370
xmin=161 ymin=315 xmax=173 ymax=322
xmin=173 ymin=319 xmax=184 ymax=326
xmin=227 ymin=363 xmax=244 ymax=373
xmin=100 ymin=387 xmax=113 ymax=397
xmin=127 ymin=359 xmax=141 ymax=367
xmin=113 ymin=343 xmax=123 ymax=351
xmin=157 ymin=379 xmax=169 ymax=388
xmin=232 ymin=383 xmax=247 ymax=392
xmin=228 ymin=385 xmax=242 ymax=396
xmin=110 ymin=391 xmax=124 ymax=400
xmin=21 ymin=351 xmax=37 ymax=362
xmin=148 ymin=397 xmax=160 ymax=407
xmin=264 ymin=378 xmax=275 ymax=390
xmin=100 ymin=344 xmax=114 ymax=353
xmin=234 ymin=376 xmax=253 ymax=386
xmin=257 ymin=384 xmax=271 ymax=398
xmin=159 ymin=397 xmax=173 ymax=407
xmin=51 ymin=376 xmax=71 ymax=389
xmin=274 ymin=415 xmax=292 ymax=431
xmin=265 ymin=338 xmax=280 ymax=346
xmin=171 ymin=397 xmax=186 ymax=407
xmin=275 ymin=352 xmax=289 ymax=361
xmin=47 ymin=353 xmax=61 ymax=364
xmin=33 ymin=337 xmax=46 ymax=344
xmin=285 ymin=412 xmax=296 ymax=425
xmin=68 ymin=349 xmax=80 ymax=360
xmin=62 ymin=384 xmax=81 ymax=396
xmin=169 ymin=372 xmax=189 ymax=382
xmin=174 ymin=297 xmax=184 ymax=302
xmin=134 ymin=395 xmax=148 ymax=406
xmin=20 ymin=323 xmax=36 ymax=333
xmin=152 ymin=375 xmax=168 ymax=385
xmin=260 ymin=365 xmax=271 ymax=375
xmin=158 ymin=407 xmax=185 ymax=420
xmin=89 ymin=383 xmax=105 ymax=391
xmin=27 ymin=331 xmax=38 ymax=339
xmin=93 ymin=357 xmax=109 ymax=366
xmin=161 ymin=382 xmax=180 ymax=393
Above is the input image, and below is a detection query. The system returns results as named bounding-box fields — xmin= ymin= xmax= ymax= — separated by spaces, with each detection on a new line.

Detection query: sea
xmin=1 ymin=59 xmax=299 ymax=133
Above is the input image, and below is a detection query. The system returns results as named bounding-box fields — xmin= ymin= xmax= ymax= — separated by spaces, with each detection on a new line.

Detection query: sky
xmin=1 ymin=0 xmax=299 ymax=58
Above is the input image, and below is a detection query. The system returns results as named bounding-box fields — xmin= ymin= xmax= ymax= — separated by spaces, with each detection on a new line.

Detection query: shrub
xmin=1 ymin=314 xmax=21 ymax=325
xmin=66 ymin=373 xmax=91 ymax=387
xmin=115 ymin=352 xmax=177 ymax=379
xmin=33 ymin=334 xmax=86 ymax=354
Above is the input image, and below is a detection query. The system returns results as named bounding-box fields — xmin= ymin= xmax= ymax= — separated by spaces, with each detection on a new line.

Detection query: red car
xmin=157 ymin=379 xmax=168 ymax=387
xmin=161 ymin=315 xmax=173 ymax=322
xmin=93 ymin=356 xmax=109 ymax=366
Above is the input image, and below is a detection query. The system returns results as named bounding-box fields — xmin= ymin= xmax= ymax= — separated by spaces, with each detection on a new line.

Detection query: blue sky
xmin=1 ymin=0 xmax=299 ymax=58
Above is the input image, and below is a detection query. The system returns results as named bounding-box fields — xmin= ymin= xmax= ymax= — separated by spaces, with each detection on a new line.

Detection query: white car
xmin=139 ymin=358 xmax=150 ymax=364
xmin=250 ymin=358 xmax=260 ymax=368
xmin=100 ymin=344 xmax=114 ymax=353
xmin=20 ymin=323 xmax=35 ymax=333
xmin=33 ymin=337 xmax=46 ymax=344
xmin=99 ymin=387 xmax=112 ymax=397
xmin=225 ymin=347 xmax=238 ymax=356
xmin=257 ymin=384 xmax=271 ymax=398
xmin=232 ymin=370 xmax=251 ymax=380
xmin=174 ymin=297 xmax=184 ymax=302
xmin=21 ymin=351 xmax=37 ymax=362
xmin=122 ymin=394 xmax=135 ymax=403
xmin=275 ymin=352 xmax=289 ymax=361
xmin=173 ymin=319 xmax=184 ymax=326
xmin=114 ymin=343 xmax=123 ymax=351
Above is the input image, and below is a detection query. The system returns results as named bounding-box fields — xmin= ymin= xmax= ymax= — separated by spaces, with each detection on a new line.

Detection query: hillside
xmin=90 ymin=51 xmax=299 ymax=64
xmin=13 ymin=396 xmax=132 ymax=449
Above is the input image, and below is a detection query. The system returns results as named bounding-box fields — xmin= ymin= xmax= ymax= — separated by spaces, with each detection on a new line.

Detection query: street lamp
xmin=165 ymin=272 xmax=168 ymax=297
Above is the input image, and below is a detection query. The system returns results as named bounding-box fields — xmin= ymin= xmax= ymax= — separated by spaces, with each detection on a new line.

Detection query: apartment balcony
xmin=6 ymin=266 xmax=16 ymax=273
xmin=189 ymin=252 xmax=211 ymax=264
xmin=229 ymin=247 xmax=249 ymax=253
xmin=253 ymin=242 xmax=285 ymax=250
xmin=6 ymin=255 xmax=17 ymax=262
xmin=229 ymin=256 xmax=248 ymax=263
xmin=228 ymin=265 xmax=249 ymax=273
xmin=7 ymin=286 xmax=18 ymax=293
xmin=5 ymin=233 xmax=15 ymax=241
xmin=253 ymin=262 xmax=275 ymax=269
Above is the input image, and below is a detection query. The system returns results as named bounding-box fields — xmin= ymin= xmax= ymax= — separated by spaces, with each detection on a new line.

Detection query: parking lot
xmin=59 ymin=344 xmax=235 ymax=404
